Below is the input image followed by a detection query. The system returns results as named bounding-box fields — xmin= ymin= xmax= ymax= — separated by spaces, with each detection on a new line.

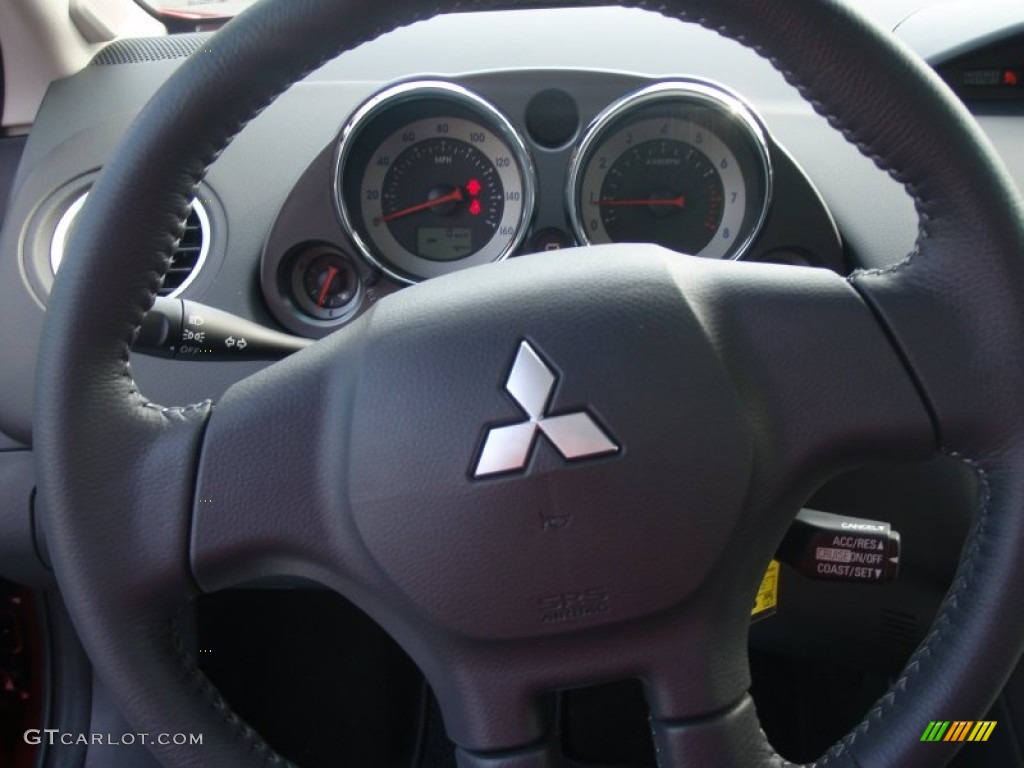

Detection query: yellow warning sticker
xmin=751 ymin=560 xmax=780 ymax=620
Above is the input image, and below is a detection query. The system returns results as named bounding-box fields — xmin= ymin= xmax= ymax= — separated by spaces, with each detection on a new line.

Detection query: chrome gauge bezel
xmin=334 ymin=80 xmax=537 ymax=284
xmin=288 ymin=244 xmax=364 ymax=324
xmin=567 ymin=80 xmax=774 ymax=261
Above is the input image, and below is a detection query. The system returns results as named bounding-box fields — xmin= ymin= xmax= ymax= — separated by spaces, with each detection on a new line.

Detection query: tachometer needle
xmin=595 ymin=196 xmax=686 ymax=208
xmin=380 ymin=188 xmax=465 ymax=222
xmin=316 ymin=266 xmax=339 ymax=308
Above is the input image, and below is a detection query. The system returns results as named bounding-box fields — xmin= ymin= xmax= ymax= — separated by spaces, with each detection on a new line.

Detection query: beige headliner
xmin=0 ymin=0 xmax=163 ymax=132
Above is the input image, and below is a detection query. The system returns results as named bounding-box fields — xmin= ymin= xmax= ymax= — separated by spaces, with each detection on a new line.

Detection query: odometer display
xmin=416 ymin=227 xmax=472 ymax=261
xmin=336 ymin=83 xmax=534 ymax=283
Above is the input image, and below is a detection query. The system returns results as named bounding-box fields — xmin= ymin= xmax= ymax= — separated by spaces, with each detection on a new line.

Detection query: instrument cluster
xmin=262 ymin=72 xmax=839 ymax=337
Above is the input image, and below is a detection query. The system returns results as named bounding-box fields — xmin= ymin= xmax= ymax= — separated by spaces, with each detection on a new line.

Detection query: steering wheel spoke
xmin=38 ymin=404 xmax=210 ymax=616
xmin=850 ymin=231 xmax=1024 ymax=455
xmin=649 ymin=696 xmax=782 ymax=768
xmin=443 ymin=687 xmax=777 ymax=767
xmin=190 ymin=332 xmax=371 ymax=592
xmin=419 ymin=569 xmax=787 ymax=767
xmin=669 ymin=257 xmax=936 ymax=501
xmin=456 ymin=746 xmax=558 ymax=768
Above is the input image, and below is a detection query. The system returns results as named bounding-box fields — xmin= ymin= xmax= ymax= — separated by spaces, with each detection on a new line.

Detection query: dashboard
xmin=2 ymin=4 xmax=906 ymax=444
xmin=2 ymin=2 xmax=1021 ymax=435
xmin=263 ymin=70 xmax=839 ymax=337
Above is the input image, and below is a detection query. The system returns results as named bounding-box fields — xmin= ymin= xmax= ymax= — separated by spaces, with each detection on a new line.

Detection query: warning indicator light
xmin=466 ymin=179 xmax=483 ymax=197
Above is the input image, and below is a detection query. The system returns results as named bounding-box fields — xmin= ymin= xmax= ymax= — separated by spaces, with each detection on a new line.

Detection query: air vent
xmin=50 ymin=193 xmax=210 ymax=297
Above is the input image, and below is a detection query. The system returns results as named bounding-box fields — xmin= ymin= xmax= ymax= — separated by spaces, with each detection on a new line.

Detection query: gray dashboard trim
xmin=894 ymin=0 xmax=1024 ymax=65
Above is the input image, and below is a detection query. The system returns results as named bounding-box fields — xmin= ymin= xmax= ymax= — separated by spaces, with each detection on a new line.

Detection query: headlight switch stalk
xmin=134 ymin=296 xmax=312 ymax=361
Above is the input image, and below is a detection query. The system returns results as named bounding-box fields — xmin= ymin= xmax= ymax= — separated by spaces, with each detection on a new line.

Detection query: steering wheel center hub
xmin=347 ymin=246 xmax=752 ymax=640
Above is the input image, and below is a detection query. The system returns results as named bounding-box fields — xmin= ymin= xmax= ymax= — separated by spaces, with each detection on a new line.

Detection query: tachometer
xmin=336 ymin=82 xmax=535 ymax=283
xmin=568 ymin=82 xmax=772 ymax=260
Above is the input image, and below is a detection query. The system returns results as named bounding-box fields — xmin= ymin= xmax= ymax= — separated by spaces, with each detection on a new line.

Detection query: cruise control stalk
xmin=133 ymin=297 xmax=312 ymax=361
xmin=776 ymin=508 xmax=901 ymax=584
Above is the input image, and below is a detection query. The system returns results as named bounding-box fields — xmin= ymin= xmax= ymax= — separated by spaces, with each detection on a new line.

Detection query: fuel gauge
xmin=289 ymin=245 xmax=363 ymax=323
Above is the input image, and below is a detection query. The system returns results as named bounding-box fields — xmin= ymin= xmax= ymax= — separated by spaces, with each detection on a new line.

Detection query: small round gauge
xmin=289 ymin=245 xmax=363 ymax=322
xmin=336 ymin=82 xmax=535 ymax=283
xmin=569 ymin=82 xmax=772 ymax=260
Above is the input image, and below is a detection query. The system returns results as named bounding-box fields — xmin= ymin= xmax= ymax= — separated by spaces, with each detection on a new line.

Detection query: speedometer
xmin=336 ymin=82 xmax=535 ymax=283
xmin=568 ymin=82 xmax=772 ymax=260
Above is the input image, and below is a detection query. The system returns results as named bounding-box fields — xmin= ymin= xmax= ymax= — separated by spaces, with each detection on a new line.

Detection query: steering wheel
xmin=33 ymin=0 xmax=1024 ymax=766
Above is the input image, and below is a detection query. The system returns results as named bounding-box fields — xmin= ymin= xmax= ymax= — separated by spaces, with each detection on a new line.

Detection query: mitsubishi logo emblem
xmin=474 ymin=341 xmax=620 ymax=477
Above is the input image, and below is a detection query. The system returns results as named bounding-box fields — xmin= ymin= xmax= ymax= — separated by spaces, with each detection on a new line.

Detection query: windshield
xmin=137 ymin=0 xmax=258 ymax=18
xmin=137 ymin=0 xmax=960 ymax=23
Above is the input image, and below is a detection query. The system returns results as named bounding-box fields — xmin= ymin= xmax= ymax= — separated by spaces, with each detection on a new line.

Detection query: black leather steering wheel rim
xmin=33 ymin=1 xmax=1024 ymax=767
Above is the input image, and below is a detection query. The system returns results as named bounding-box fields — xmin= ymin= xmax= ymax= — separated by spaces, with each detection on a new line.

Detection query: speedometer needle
xmin=596 ymin=196 xmax=686 ymax=208
xmin=380 ymin=188 xmax=465 ymax=222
